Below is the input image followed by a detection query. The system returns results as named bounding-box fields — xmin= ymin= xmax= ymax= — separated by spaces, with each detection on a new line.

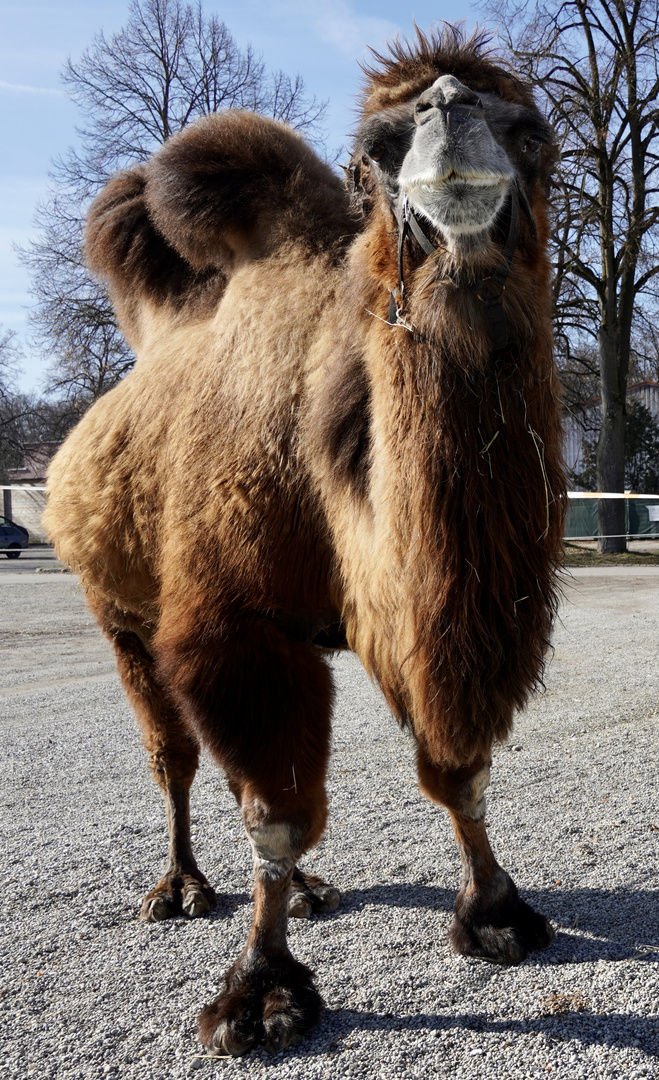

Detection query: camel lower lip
xmin=408 ymin=175 xmax=510 ymax=191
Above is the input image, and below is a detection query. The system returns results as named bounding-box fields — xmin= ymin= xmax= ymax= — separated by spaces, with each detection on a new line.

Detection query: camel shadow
xmin=300 ymin=1006 xmax=659 ymax=1057
xmin=339 ymin=882 xmax=454 ymax=913
xmin=340 ymin=883 xmax=659 ymax=960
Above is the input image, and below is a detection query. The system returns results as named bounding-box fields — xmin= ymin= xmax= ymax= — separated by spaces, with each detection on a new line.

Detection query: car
xmin=0 ymin=515 xmax=29 ymax=558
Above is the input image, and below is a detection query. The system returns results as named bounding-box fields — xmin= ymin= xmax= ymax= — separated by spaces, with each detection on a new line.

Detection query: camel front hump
xmin=49 ymin=25 xmax=566 ymax=1058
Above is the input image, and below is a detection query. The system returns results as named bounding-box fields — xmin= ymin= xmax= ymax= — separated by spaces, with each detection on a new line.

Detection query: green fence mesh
xmin=565 ymin=498 xmax=659 ymax=538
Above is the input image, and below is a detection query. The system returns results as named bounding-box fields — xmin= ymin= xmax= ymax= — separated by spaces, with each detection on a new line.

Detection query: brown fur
xmin=46 ymin=27 xmax=566 ymax=1053
xmin=360 ymin=25 xmax=537 ymax=116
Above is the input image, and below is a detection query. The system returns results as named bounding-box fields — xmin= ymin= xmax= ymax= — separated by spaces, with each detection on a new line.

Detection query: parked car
xmin=0 ymin=516 xmax=29 ymax=558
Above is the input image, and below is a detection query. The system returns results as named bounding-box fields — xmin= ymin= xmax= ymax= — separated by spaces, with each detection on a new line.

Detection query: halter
xmin=387 ymin=180 xmax=533 ymax=353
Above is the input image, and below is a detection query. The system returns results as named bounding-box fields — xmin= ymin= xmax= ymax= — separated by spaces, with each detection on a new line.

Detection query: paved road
xmin=0 ymin=544 xmax=68 ymax=574
xmin=1 ymin=566 xmax=658 ymax=1079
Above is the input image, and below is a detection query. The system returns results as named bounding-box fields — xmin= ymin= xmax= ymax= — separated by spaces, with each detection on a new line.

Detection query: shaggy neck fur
xmin=316 ymin=181 xmax=565 ymax=767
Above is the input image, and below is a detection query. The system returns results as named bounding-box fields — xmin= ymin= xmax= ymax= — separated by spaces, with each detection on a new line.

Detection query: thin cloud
xmin=313 ymin=3 xmax=398 ymax=57
xmin=274 ymin=0 xmax=398 ymax=59
xmin=0 ymin=80 xmax=65 ymax=97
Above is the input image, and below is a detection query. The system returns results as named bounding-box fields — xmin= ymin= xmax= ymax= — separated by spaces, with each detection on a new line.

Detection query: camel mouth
xmin=403 ymin=173 xmax=512 ymax=239
xmin=398 ymin=107 xmax=516 ymax=239
xmin=402 ymin=169 xmax=513 ymax=192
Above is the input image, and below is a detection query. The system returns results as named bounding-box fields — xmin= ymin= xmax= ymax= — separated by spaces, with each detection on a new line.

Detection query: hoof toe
xmin=313 ymin=885 xmax=340 ymax=912
xmin=202 ymin=1017 xmax=255 ymax=1057
xmin=141 ymin=894 xmax=175 ymax=922
xmin=288 ymin=892 xmax=313 ymax=919
xmin=182 ymin=883 xmax=216 ymax=919
xmin=262 ymin=987 xmax=308 ymax=1052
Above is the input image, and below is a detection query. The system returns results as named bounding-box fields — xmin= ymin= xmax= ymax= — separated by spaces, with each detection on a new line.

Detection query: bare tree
xmin=0 ymin=328 xmax=80 ymax=485
xmin=0 ymin=329 xmax=29 ymax=482
xmin=20 ymin=0 xmax=326 ymax=413
xmin=23 ymin=190 xmax=135 ymax=407
xmin=488 ymin=0 xmax=659 ymax=551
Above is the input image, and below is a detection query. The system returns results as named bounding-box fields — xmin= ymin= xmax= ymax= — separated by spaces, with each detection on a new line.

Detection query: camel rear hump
xmin=85 ymin=112 xmax=356 ymax=341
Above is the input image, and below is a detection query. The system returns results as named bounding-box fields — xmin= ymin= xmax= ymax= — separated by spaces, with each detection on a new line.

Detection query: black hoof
xmin=198 ymin=951 xmax=322 ymax=1056
xmin=450 ymin=872 xmax=555 ymax=964
xmin=140 ymin=871 xmax=216 ymax=922
xmin=288 ymin=867 xmax=341 ymax=919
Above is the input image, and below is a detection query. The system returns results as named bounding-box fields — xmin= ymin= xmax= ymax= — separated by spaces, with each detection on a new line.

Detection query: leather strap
xmin=388 ymin=181 xmax=526 ymax=353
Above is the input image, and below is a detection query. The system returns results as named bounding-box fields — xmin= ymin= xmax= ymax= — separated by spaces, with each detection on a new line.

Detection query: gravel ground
xmin=1 ymin=564 xmax=658 ymax=1079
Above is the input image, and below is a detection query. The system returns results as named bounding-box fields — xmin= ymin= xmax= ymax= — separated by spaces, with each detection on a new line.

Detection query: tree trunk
xmin=596 ymin=324 xmax=626 ymax=553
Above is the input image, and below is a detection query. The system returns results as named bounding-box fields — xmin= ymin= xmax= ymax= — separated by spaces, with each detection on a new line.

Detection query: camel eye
xmin=522 ymin=137 xmax=543 ymax=154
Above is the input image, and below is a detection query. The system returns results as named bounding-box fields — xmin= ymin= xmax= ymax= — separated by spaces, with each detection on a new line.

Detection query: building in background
xmin=563 ymin=381 xmax=659 ymax=485
xmin=4 ymin=443 xmax=60 ymax=542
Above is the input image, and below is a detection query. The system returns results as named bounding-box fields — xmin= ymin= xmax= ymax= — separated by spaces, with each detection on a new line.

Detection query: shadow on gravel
xmin=308 ymin=1007 xmax=659 ymax=1056
xmin=524 ymin=886 xmax=659 ymax=958
xmin=339 ymin=883 xmax=658 ymax=957
xmin=340 ymin=883 xmax=454 ymax=912
xmin=208 ymin=891 xmax=251 ymax=916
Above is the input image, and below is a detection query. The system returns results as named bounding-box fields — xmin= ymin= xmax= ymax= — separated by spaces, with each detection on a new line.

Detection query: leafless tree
xmin=0 ymin=327 xmax=80 ymax=483
xmin=0 ymin=329 xmax=29 ymax=481
xmin=487 ymin=0 xmax=659 ymax=551
xmin=20 ymin=0 xmax=326 ymax=413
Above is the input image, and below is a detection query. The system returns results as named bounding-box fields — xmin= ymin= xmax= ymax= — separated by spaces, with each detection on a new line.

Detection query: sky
xmin=0 ymin=0 xmax=488 ymax=391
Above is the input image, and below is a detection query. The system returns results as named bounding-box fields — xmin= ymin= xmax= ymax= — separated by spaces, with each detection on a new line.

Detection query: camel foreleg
xmin=416 ymin=743 xmax=554 ymax=963
xmin=158 ymin=616 xmax=334 ymax=1055
xmin=198 ymin=807 xmax=324 ymax=1055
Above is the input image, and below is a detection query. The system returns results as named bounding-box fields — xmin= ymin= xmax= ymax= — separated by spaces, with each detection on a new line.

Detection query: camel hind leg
xmin=95 ymin=601 xmax=216 ymax=921
xmin=417 ymin=744 xmax=554 ymax=963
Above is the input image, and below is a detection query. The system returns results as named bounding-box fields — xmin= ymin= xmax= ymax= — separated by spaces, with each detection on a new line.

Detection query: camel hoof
xmin=288 ymin=869 xmax=341 ymax=919
xmin=141 ymin=893 xmax=176 ymax=921
xmin=312 ymin=884 xmax=341 ymax=912
xmin=140 ymin=872 xmax=216 ymax=922
xmin=287 ymin=892 xmax=313 ymax=919
xmin=182 ymin=881 xmax=216 ymax=919
xmin=450 ymin=875 xmax=555 ymax=964
xmin=198 ymin=951 xmax=322 ymax=1056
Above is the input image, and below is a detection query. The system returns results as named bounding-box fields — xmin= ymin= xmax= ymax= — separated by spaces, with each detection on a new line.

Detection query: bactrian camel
xmin=46 ymin=27 xmax=566 ymax=1056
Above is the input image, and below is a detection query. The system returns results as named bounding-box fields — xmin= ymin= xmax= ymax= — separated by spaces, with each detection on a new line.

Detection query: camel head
xmin=350 ymin=29 xmax=556 ymax=251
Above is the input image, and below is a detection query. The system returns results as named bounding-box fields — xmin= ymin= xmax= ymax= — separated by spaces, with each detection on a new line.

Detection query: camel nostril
xmin=414 ymin=91 xmax=483 ymax=126
xmin=445 ymin=95 xmax=482 ymax=115
xmin=414 ymin=100 xmax=435 ymax=123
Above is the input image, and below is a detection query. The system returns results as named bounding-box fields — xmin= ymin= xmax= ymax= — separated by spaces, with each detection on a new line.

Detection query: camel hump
xmin=86 ymin=113 xmax=354 ymax=306
xmin=143 ymin=111 xmax=354 ymax=269
xmin=85 ymin=162 xmax=213 ymax=306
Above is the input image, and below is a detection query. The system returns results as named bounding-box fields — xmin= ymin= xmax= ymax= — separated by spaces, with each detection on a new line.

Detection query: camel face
xmin=358 ymin=73 xmax=552 ymax=242
xmin=400 ymin=75 xmax=515 ymax=236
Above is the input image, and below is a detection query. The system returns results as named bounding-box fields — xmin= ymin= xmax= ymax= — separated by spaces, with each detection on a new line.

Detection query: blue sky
xmin=1 ymin=0 xmax=486 ymax=391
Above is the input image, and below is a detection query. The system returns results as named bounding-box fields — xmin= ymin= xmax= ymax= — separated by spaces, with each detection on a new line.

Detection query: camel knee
xmin=147 ymin=733 xmax=199 ymax=792
xmin=416 ymin=745 xmax=491 ymax=821
xmin=245 ymin=822 xmax=301 ymax=880
xmin=242 ymin=794 xmax=327 ymax=877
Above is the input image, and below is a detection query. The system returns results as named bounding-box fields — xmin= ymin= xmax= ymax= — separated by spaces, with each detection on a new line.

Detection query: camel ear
xmin=345 ymin=155 xmax=374 ymax=217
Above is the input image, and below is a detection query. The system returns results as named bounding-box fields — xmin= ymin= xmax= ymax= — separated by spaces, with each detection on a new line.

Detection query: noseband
xmin=388 ymin=181 xmax=534 ymax=353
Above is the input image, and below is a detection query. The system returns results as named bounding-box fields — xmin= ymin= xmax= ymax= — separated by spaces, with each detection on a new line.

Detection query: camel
xmin=45 ymin=27 xmax=566 ymax=1056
